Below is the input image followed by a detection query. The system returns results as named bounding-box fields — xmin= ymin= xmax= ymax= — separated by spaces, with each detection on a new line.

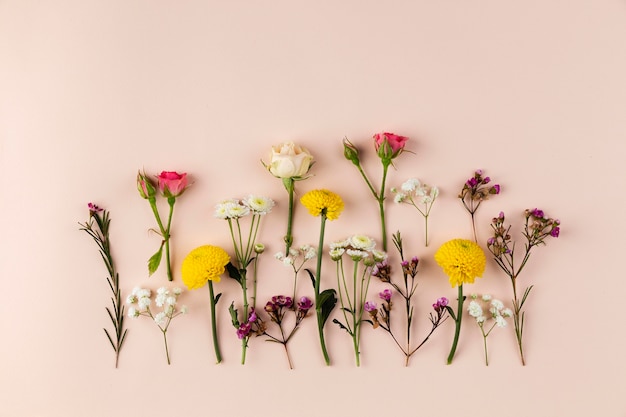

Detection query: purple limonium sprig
xmin=458 ymin=169 xmax=500 ymax=242
xmin=249 ymin=295 xmax=313 ymax=369
xmin=486 ymin=208 xmax=561 ymax=365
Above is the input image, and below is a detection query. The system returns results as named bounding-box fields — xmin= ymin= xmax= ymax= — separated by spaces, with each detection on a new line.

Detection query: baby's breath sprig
xmin=127 ymin=286 xmax=188 ymax=365
xmin=79 ymin=203 xmax=128 ymax=368
xmin=467 ymin=294 xmax=512 ymax=366
xmin=392 ymin=179 xmax=439 ymax=246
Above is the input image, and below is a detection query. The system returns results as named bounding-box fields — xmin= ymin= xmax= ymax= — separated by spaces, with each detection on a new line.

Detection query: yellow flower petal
xmin=300 ymin=189 xmax=344 ymax=220
xmin=434 ymin=239 xmax=486 ymax=287
xmin=181 ymin=245 xmax=230 ymax=290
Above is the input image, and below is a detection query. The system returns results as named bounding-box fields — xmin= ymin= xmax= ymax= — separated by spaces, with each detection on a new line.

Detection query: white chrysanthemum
xmin=245 ymin=195 xmax=275 ymax=215
xmin=154 ymin=312 xmax=167 ymax=326
xmin=346 ymin=249 xmax=369 ymax=261
xmin=372 ymin=250 xmax=387 ymax=263
xmin=225 ymin=203 xmax=250 ymax=218
xmin=329 ymin=247 xmax=345 ymax=261
xmin=330 ymin=239 xmax=349 ymax=250
xmin=502 ymin=308 xmax=513 ymax=318
xmin=172 ymin=287 xmax=182 ymax=296
xmin=468 ymin=300 xmax=483 ymax=318
xmin=495 ymin=315 xmax=507 ymax=328
xmin=128 ymin=307 xmax=139 ymax=318
xmin=350 ymin=235 xmax=376 ymax=251
xmin=401 ymin=178 xmax=420 ymax=192
xmin=214 ymin=200 xmax=239 ymax=219
xmin=138 ymin=297 xmax=151 ymax=310
xmin=481 ymin=294 xmax=492 ymax=302
xmin=126 ymin=294 xmax=137 ymax=304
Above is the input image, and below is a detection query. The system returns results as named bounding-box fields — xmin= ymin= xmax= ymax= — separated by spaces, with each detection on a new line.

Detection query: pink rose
xmin=373 ymin=132 xmax=408 ymax=153
xmin=157 ymin=171 xmax=188 ymax=197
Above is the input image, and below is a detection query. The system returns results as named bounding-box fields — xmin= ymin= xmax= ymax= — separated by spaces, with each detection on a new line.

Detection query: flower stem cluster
xmin=458 ymin=169 xmax=500 ymax=242
xmin=343 ymin=132 xmax=409 ymax=251
xmin=79 ymin=203 xmax=128 ymax=368
xmin=467 ymin=294 xmax=512 ymax=366
xmin=300 ymin=189 xmax=344 ymax=366
xmin=137 ymin=171 xmax=190 ymax=281
xmin=215 ymin=195 xmax=275 ymax=365
xmin=330 ymin=235 xmax=386 ymax=366
xmin=434 ymin=238 xmax=486 ymax=364
xmin=127 ymin=286 xmax=188 ymax=365
xmin=368 ymin=232 xmax=448 ymax=366
xmin=391 ymin=178 xmax=439 ymax=246
xmin=486 ymin=209 xmax=560 ymax=365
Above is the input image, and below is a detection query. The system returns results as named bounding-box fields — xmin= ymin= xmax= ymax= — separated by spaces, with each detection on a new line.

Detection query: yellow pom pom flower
xmin=181 ymin=245 xmax=230 ymax=290
xmin=434 ymin=239 xmax=486 ymax=287
xmin=300 ymin=189 xmax=344 ymax=220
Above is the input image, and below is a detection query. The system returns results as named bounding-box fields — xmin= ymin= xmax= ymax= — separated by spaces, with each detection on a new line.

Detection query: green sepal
xmin=147 ymin=243 xmax=164 ymax=276
xmin=318 ymin=288 xmax=337 ymax=327
xmin=305 ymin=268 xmax=315 ymax=288
xmin=445 ymin=305 xmax=457 ymax=322
xmin=228 ymin=302 xmax=240 ymax=328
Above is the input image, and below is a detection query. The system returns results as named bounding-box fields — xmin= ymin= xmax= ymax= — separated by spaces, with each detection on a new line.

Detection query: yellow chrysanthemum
xmin=181 ymin=245 xmax=230 ymax=290
xmin=300 ymin=189 xmax=344 ymax=220
xmin=434 ymin=239 xmax=486 ymax=287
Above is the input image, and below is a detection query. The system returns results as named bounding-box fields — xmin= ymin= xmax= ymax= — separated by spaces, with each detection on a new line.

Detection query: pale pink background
xmin=1 ymin=1 xmax=625 ymax=416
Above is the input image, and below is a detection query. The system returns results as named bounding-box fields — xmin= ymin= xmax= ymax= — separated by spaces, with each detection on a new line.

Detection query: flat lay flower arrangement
xmin=80 ymin=133 xmax=561 ymax=368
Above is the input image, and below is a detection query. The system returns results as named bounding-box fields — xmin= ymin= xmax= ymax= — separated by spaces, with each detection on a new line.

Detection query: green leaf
xmin=318 ymin=289 xmax=337 ymax=327
xmin=214 ymin=293 xmax=222 ymax=305
xmin=445 ymin=306 xmax=457 ymax=321
xmin=228 ymin=302 xmax=240 ymax=327
xmin=104 ymin=328 xmax=116 ymax=351
xmin=226 ymin=262 xmax=242 ymax=285
xmin=305 ymin=268 xmax=316 ymax=288
xmin=148 ymin=244 xmax=164 ymax=276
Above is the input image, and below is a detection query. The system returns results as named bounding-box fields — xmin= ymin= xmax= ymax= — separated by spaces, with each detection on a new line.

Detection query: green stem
xmin=447 ymin=285 xmax=464 ymax=365
xmin=483 ymin=333 xmax=489 ymax=366
xmin=315 ymin=214 xmax=331 ymax=366
xmin=164 ymin=199 xmax=175 ymax=281
xmin=284 ymin=178 xmax=295 ymax=254
xmin=379 ymin=162 xmax=390 ymax=251
xmin=240 ymin=268 xmax=249 ymax=365
xmin=162 ymin=330 xmax=171 ymax=365
xmin=208 ymin=281 xmax=222 ymax=364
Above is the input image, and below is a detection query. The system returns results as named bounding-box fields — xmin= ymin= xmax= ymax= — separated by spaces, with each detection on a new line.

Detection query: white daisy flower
xmin=245 ymin=195 xmax=275 ymax=215
xmin=350 ymin=235 xmax=376 ymax=251
xmin=329 ymin=247 xmax=345 ymax=261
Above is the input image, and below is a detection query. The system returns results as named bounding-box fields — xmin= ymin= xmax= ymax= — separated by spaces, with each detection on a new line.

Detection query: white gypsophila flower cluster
xmin=127 ymin=286 xmax=188 ymax=329
xmin=329 ymin=235 xmax=386 ymax=264
xmin=391 ymin=178 xmax=439 ymax=206
xmin=468 ymin=294 xmax=510 ymax=328
xmin=275 ymin=244 xmax=317 ymax=271
xmin=214 ymin=195 xmax=275 ymax=219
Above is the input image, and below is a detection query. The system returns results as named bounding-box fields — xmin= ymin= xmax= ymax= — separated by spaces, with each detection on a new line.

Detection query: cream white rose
xmin=268 ymin=142 xmax=313 ymax=178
